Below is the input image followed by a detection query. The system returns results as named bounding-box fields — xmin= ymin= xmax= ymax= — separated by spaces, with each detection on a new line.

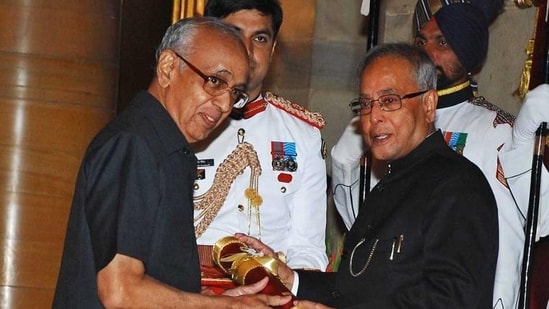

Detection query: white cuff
xmin=290 ymin=271 xmax=299 ymax=295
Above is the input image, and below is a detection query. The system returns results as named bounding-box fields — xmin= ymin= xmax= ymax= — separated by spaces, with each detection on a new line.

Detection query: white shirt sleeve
xmin=331 ymin=117 xmax=365 ymax=230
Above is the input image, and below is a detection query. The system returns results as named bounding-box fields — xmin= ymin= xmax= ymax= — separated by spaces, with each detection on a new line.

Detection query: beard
xmin=435 ymin=64 xmax=467 ymax=90
xmin=436 ymin=66 xmax=454 ymax=89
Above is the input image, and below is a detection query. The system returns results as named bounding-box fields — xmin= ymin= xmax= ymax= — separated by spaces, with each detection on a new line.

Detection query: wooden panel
xmin=0 ymin=53 xmax=117 ymax=108
xmin=0 ymin=144 xmax=85 ymax=198
xmin=0 ymin=286 xmax=55 ymax=309
xmin=0 ymin=193 xmax=70 ymax=242
xmin=0 ymin=0 xmax=121 ymax=307
xmin=0 ymin=2 xmax=119 ymax=60
xmin=0 ymin=99 xmax=112 ymax=156
xmin=0 ymin=194 xmax=70 ymax=308
xmin=0 ymin=239 xmax=64 ymax=288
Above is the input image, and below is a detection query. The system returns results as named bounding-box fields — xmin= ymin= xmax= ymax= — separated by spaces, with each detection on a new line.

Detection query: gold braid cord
xmin=265 ymin=92 xmax=326 ymax=129
xmin=515 ymin=0 xmax=536 ymax=8
xmin=514 ymin=1 xmax=543 ymax=99
xmin=516 ymin=38 xmax=535 ymax=99
xmin=194 ymin=142 xmax=262 ymax=238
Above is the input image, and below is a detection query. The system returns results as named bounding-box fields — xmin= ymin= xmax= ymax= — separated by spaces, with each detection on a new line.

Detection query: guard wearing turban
xmin=411 ymin=2 xmax=531 ymax=309
xmin=413 ymin=0 xmax=504 ymax=74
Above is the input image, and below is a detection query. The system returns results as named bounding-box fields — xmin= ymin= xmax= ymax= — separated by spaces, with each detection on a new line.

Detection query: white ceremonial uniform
xmin=436 ymin=97 xmax=522 ymax=309
xmin=331 ymin=84 xmax=529 ymax=309
xmin=194 ymin=92 xmax=329 ymax=270
xmin=499 ymin=84 xmax=549 ymax=309
xmin=500 ymin=84 xmax=549 ymax=241
xmin=500 ymin=140 xmax=549 ymax=238
xmin=498 ymin=84 xmax=549 ymax=309
xmin=331 ymin=116 xmax=368 ymax=230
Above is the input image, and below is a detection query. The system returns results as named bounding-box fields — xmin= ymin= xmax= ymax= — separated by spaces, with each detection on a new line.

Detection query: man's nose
xmin=368 ymin=101 xmax=385 ymax=123
xmin=244 ymin=40 xmax=254 ymax=60
xmin=422 ymin=43 xmax=438 ymax=62
xmin=211 ymin=92 xmax=232 ymax=113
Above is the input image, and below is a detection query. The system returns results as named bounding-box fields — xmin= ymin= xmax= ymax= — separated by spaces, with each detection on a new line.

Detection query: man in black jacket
xmin=239 ymin=43 xmax=498 ymax=309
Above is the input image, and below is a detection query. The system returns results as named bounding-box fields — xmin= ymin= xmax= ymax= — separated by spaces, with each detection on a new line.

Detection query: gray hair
xmin=358 ymin=43 xmax=437 ymax=90
xmin=155 ymin=16 xmax=243 ymax=61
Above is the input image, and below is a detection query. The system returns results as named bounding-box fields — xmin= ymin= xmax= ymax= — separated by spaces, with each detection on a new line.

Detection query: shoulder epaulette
xmin=469 ymin=96 xmax=516 ymax=128
xmin=265 ymin=92 xmax=325 ymax=129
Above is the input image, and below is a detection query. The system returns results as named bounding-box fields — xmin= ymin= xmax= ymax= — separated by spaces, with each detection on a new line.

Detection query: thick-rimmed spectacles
xmin=170 ymin=50 xmax=249 ymax=108
xmin=349 ymin=90 xmax=429 ymax=116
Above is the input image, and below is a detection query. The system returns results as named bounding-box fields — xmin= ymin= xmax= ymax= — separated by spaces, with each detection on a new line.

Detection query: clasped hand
xmin=513 ymin=84 xmax=549 ymax=148
xmin=233 ymin=233 xmax=335 ymax=309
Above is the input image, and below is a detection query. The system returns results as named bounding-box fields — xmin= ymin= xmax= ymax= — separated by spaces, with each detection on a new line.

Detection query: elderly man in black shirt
xmin=53 ymin=17 xmax=291 ymax=309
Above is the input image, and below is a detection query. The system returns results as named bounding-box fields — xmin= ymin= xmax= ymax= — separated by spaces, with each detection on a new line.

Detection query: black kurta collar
xmin=383 ymin=130 xmax=447 ymax=184
xmin=354 ymin=130 xmax=447 ymax=235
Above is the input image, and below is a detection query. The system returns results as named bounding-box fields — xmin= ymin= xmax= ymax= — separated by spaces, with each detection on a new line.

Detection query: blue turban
xmin=413 ymin=0 xmax=504 ymax=73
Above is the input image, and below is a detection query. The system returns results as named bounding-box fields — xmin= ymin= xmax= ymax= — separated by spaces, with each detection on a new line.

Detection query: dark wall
xmin=118 ymin=1 xmax=173 ymax=112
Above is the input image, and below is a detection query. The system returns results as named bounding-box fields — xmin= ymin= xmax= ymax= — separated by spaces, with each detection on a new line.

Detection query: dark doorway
xmin=117 ymin=1 xmax=173 ymax=112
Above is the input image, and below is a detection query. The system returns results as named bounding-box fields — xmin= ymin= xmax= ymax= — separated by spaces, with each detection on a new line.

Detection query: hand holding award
xmin=213 ymin=236 xmax=296 ymax=309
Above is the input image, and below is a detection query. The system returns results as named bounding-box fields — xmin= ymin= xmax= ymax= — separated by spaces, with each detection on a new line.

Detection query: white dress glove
xmin=331 ymin=116 xmax=366 ymax=165
xmin=513 ymin=84 xmax=549 ymax=149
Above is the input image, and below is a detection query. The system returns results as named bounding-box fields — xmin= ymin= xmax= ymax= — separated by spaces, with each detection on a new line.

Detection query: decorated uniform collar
xmin=230 ymin=95 xmax=267 ymax=120
xmin=436 ymin=80 xmax=474 ymax=109
xmin=242 ymin=97 xmax=267 ymax=119
xmin=229 ymin=92 xmax=326 ymax=130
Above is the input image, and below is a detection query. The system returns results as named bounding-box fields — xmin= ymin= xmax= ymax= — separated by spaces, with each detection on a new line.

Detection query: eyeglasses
xmin=170 ymin=50 xmax=249 ymax=108
xmin=349 ymin=90 xmax=429 ymax=116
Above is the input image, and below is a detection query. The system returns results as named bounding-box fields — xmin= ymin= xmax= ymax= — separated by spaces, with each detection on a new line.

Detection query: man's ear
xmin=271 ymin=40 xmax=277 ymax=56
xmin=156 ymin=51 xmax=176 ymax=88
xmin=423 ymin=89 xmax=438 ymax=123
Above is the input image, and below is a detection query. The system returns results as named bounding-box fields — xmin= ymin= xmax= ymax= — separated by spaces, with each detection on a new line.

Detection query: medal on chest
xmin=443 ymin=131 xmax=468 ymax=155
xmin=270 ymin=141 xmax=298 ymax=172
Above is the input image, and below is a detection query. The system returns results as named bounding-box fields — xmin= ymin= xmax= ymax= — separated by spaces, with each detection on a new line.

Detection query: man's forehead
xmin=360 ymin=88 xmax=398 ymax=98
xmin=191 ymin=33 xmax=247 ymax=71
xmin=416 ymin=19 xmax=443 ymax=38
xmin=195 ymin=28 xmax=242 ymax=51
xmin=223 ymin=10 xmax=275 ymax=36
xmin=362 ymin=60 xmax=414 ymax=90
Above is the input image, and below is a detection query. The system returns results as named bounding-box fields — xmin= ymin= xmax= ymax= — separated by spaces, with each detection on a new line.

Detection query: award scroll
xmin=212 ymin=236 xmax=296 ymax=309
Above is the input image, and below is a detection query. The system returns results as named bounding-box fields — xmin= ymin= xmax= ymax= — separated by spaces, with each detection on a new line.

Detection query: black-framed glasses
xmin=170 ymin=50 xmax=249 ymax=108
xmin=349 ymin=90 xmax=429 ymax=116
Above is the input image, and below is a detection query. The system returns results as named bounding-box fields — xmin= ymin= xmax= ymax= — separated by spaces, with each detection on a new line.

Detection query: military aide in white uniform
xmin=193 ymin=92 xmax=329 ymax=270
xmin=499 ymin=85 xmax=549 ymax=309
xmin=500 ymin=84 xmax=549 ymax=240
